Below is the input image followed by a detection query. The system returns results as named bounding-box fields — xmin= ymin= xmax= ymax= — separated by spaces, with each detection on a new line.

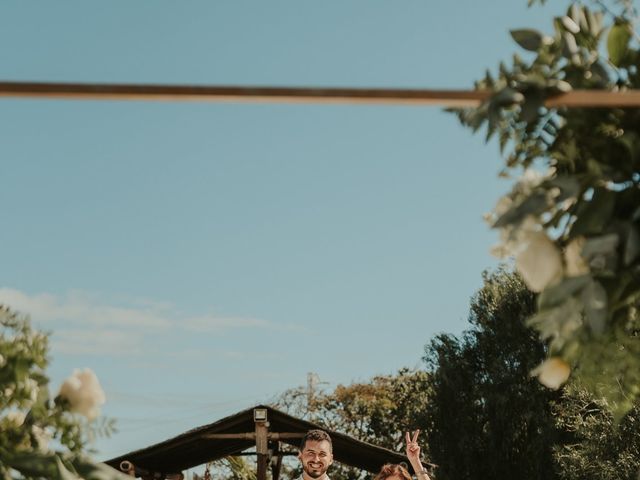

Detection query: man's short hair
xmin=300 ymin=429 xmax=332 ymax=452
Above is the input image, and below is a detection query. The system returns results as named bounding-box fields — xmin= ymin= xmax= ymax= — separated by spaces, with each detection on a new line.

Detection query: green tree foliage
xmin=552 ymin=383 xmax=640 ymax=480
xmin=273 ymin=369 xmax=432 ymax=480
xmin=423 ymin=270 xmax=562 ymax=480
xmin=0 ymin=306 xmax=126 ymax=480
xmin=451 ymin=0 xmax=640 ymax=416
xmin=195 ymin=458 xmax=257 ymax=480
xmin=316 ymin=369 xmax=432 ymax=451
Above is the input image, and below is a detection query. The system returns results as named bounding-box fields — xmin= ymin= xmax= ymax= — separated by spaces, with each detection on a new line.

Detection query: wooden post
xmin=254 ymin=408 xmax=269 ymax=480
xmin=271 ymin=442 xmax=283 ymax=480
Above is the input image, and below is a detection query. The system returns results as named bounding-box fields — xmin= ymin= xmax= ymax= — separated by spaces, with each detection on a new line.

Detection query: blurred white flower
xmin=490 ymin=227 xmax=514 ymax=259
xmin=515 ymin=230 xmax=563 ymax=292
xmin=565 ymin=236 xmax=590 ymax=277
xmin=485 ymin=196 xmax=514 ymax=226
xmin=5 ymin=410 xmax=26 ymax=427
xmin=32 ymin=425 xmax=52 ymax=452
xmin=520 ymin=168 xmax=544 ymax=190
xmin=22 ymin=378 xmax=39 ymax=404
xmin=491 ymin=216 xmax=546 ymax=260
xmin=531 ymin=357 xmax=571 ymax=389
xmin=0 ymin=353 xmax=6 ymax=368
xmin=58 ymin=368 xmax=106 ymax=420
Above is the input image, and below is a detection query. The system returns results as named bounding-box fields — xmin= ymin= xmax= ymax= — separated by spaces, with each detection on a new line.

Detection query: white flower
xmin=5 ymin=410 xmax=26 ymax=427
xmin=531 ymin=357 xmax=571 ymax=389
xmin=515 ymin=230 xmax=564 ymax=292
xmin=520 ymin=168 xmax=544 ymax=190
xmin=485 ymin=196 xmax=514 ymax=226
xmin=21 ymin=378 xmax=39 ymax=404
xmin=58 ymin=368 xmax=106 ymax=420
xmin=565 ymin=236 xmax=590 ymax=277
xmin=491 ymin=216 xmax=545 ymax=259
xmin=32 ymin=425 xmax=52 ymax=452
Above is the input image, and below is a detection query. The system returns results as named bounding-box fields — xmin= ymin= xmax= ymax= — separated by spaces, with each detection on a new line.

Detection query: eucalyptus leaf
xmin=510 ymin=29 xmax=545 ymax=51
xmin=618 ymin=131 xmax=640 ymax=163
xmin=607 ymin=22 xmax=632 ymax=66
xmin=562 ymin=32 xmax=580 ymax=63
xmin=561 ymin=16 xmax=580 ymax=34
xmin=587 ymin=9 xmax=604 ymax=36
xmin=528 ymin=296 xmax=583 ymax=345
xmin=582 ymin=233 xmax=619 ymax=259
xmin=493 ymin=191 xmax=549 ymax=228
xmin=581 ymin=280 xmax=608 ymax=334
xmin=538 ymin=275 xmax=590 ymax=310
xmin=576 ymin=5 xmax=589 ymax=32
xmin=7 ymin=450 xmax=59 ymax=478
xmin=589 ymin=59 xmax=611 ymax=85
xmin=544 ymin=176 xmax=581 ymax=202
xmin=570 ymin=188 xmax=616 ymax=236
xmin=624 ymin=225 xmax=640 ymax=266
xmin=57 ymin=457 xmax=82 ymax=480
xmin=546 ymin=79 xmax=572 ymax=93
xmin=519 ymin=90 xmax=544 ymax=123
xmin=72 ymin=456 xmax=132 ymax=480
xmin=491 ymin=87 xmax=525 ymax=107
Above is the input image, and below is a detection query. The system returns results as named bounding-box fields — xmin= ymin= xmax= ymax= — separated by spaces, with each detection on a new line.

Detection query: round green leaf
xmin=607 ymin=22 xmax=632 ymax=66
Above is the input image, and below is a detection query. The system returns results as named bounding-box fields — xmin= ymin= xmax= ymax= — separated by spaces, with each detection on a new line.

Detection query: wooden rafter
xmin=2 ymin=81 xmax=640 ymax=107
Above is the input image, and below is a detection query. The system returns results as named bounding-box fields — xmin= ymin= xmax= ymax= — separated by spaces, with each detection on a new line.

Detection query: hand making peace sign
xmin=404 ymin=429 xmax=431 ymax=480
xmin=405 ymin=429 xmax=421 ymax=465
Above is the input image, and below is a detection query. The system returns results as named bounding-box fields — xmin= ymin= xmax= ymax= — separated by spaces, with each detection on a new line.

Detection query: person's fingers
xmin=412 ymin=429 xmax=420 ymax=442
xmin=405 ymin=431 xmax=411 ymax=445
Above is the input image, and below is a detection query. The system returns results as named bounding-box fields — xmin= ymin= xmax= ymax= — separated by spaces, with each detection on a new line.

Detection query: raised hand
xmin=405 ymin=430 xmax=421 ymax=465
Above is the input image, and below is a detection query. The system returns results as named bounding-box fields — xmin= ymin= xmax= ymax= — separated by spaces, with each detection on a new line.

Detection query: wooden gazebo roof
xmin=105 ymin=405 xmax=408 ymax=479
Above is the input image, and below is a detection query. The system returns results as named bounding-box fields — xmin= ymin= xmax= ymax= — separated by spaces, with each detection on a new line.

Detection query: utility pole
xmin=306 ymin=373 xmax=329 ymax=416
xmin=307 ymin=372 xmax=319 ymax=413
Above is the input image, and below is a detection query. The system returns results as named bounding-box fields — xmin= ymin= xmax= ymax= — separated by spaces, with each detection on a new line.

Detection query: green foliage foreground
xmin=0 ymin=307 xmax=127 ymax=480
xmin=452 ymin=0 xmax=640 ymax=417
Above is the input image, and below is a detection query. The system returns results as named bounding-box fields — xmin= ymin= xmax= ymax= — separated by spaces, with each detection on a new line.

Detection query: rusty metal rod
xmin=201 ymin=432 xmax=305 ymax=440
xmin=2 ymin=81 xmax=640 ymax=107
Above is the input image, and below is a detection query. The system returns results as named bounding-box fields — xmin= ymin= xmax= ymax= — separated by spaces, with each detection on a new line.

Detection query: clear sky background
xmin=1 ymin=0 xmax=568 ymax=462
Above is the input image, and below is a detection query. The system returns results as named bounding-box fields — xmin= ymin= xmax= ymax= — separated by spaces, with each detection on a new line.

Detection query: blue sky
xmin=1 ymin=0 xmax=567 ymax=461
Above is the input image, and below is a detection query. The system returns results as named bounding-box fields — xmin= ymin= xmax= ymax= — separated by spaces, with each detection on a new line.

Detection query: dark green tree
xmin=553 ymin=384 xmax=640 ymax=480
xmin=423 ymin=270 xmax=561 ymax=480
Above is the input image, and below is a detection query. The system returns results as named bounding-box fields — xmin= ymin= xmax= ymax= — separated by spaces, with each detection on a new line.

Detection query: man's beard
xmin=303 ymin=463 xmax=328 ymax=479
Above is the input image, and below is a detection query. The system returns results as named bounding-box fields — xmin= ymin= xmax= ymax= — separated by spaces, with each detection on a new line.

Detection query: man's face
xmin=298 ymin=440 xmax=333 ymax=479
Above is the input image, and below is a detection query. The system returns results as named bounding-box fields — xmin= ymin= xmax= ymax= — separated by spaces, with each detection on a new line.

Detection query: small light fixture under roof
xmin=254 ymin=408 xmax=268 ymax=422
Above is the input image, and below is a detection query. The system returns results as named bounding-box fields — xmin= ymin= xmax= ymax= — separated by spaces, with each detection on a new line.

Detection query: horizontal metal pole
xmin=1 ymin=81 xmax=639 ymax=107
xmin=0 ymin=81 xmax=485 ymax=106
xmin=201 ymin=432 xmax=305 ymax=440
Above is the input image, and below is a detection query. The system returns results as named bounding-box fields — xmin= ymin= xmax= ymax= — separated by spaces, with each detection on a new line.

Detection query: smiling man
xmin=298 ymin=430 xmax=334 ymax=480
